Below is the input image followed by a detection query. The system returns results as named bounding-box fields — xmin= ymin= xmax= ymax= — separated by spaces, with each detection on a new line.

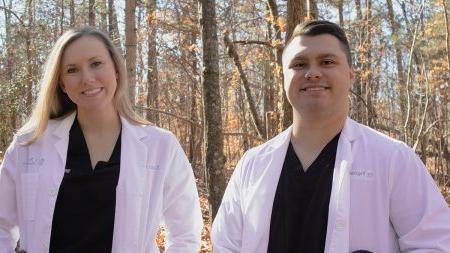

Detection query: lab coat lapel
xmin=112 ymin=117 xmax=148 ymax=253
xmin=52 ymin=112 xmax=76 ymax=184
xmin=324 ymin=118 xmax=360 ymax=253
xmin=243 ymin=127 xmax=291 ymax=252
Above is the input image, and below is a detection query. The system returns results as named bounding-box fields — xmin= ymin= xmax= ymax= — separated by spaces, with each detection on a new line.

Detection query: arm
xmin=211 ymin=154 xmax=246 ymax=253
xmin=389 ymin=143 xmax=450 ymax=252
xmin=0 ymin=141 xmax=20 ymax=253
xmin=162 ymin=134 xmax=203 ymax=253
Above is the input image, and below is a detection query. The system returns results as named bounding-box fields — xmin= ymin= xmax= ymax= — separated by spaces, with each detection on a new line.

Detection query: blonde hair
xmin=19 ymin=26 xmax=149 ymax=144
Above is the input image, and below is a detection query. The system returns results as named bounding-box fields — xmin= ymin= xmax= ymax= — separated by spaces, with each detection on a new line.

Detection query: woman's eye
xmin=67 ymin=68 xmax=77 ymax=73
xmin=92 ymin=61 xmax=102 ymax=67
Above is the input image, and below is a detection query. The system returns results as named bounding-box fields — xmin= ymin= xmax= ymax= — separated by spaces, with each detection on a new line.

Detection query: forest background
xmin=0 ymin=0 xmax=449 ymax=252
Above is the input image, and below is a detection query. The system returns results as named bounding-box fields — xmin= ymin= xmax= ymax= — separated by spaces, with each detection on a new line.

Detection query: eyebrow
xmin=291 ymin=53 xmax=338 ymax=61
xmin=63 ymin=56 xmax=103 ymax=68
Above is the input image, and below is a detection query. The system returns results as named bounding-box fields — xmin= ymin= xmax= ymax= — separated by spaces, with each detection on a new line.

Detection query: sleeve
xmin=0 ymin=140 xmax=20 ymax=253
xmin=389 ymin=143 xmax=450 ymax=252
xmin=162 ymin=134 xmax=203 ymax=253
xmin=211 ymin=152 xmax=246 ymax=253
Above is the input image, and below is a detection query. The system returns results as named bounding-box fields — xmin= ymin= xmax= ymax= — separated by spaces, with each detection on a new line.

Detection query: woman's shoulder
xmin=125 ymin=121 xmax=178 ymax=143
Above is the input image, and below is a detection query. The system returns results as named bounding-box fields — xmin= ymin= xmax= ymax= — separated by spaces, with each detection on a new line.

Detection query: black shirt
xmin=267 ymin=133 xmax=341 ymax=253
xmin=49 ymin=119 xmax=121 ymax=253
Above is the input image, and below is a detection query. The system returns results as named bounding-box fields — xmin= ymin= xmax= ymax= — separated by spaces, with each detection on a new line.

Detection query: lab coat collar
xmin=51 ymin=111 xmax=149 ymax=168
xmin=119 ymin=115 xmax=148 ymax=141
xmin=341 ymin=117 xmax=362 ymax=143
xmin=267 ymin=117 xmax=361 ymax=151
xmin=52 ymin=112 xmax=76 ymax=164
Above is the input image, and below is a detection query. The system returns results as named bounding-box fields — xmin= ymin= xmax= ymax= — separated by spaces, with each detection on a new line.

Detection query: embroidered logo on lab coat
xmin=350 ymin=170 xmax=374 ymax=180
xmin=23 ymin=157 xmax=44 ymax=172
xmin=146 ymin=164 xmax=160 ymax=171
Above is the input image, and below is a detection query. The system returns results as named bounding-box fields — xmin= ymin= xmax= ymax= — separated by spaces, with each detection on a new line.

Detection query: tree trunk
xmin=26 ymin=0 xmax=33 ymax=113
xmin=442 ymin=0 xmax=450 ymax=180
xmin=264 ymin=12 xmax=276 ymax=139
xmin=198 ymin=0 xmax=226 ymax=221
xmin=125 ymin=0 xmax=137 ymax=105
xmin=89 ymin=0 xmax=95 ymax=26
xmin=146 ymin=0 xmax=159 ymax=124
xmin=364 ymin=0 xmax=374 ymax=127
xmin=108 ymin=0 xmax=121 ymax=49
xmin=286 ymin=0 xmax=307 ymax=40
xmin=338 ymin=0 xmax=344 ymax=26
xmin=99 ymin=0 xmax=107 ymax=31
xmin=188 ymin=10 xmax=199 ymax=164
xmin=60 ymin=0 xmax=64 ymax=34
xmin=266 ymin=0 xmax=289 ymax=132
xmin=443 ymin=0 xmax=450 ymax=73
xmin=70 ymin=0 xmax=75 ymax=26
xmin=386 ymin=0 xmax=406 ymax=124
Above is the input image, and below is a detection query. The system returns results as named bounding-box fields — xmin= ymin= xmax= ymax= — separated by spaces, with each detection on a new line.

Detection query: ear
xmin=349 ymin=67 xmax=356 ymax=87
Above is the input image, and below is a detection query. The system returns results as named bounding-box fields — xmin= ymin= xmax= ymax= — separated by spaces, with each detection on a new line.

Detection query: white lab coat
xmin=212 ymin=118 xmax=450 ymax=253
xmin=0 ymin=112 xmax=203 ymax=253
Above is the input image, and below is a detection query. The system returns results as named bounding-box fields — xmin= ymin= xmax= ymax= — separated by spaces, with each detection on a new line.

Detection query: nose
xmin=304 ymin=65 xmax=321 ymax=80
xmin=81 ymin=68 xmax=96 ymax=85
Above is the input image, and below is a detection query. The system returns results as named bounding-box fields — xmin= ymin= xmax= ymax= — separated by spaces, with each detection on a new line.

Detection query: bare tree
xmin=386 ymin=0 xmax=406 ymax=123
xmin=70 ymin=0 xmax=75 ymax=26
xmin=89 ymin=0 xmax=95 ymax=25
xmin=25 ymin=0 xmax=33 ymax=113
xmin=125 ymin=0 xmax=137 ymax=104
xmin=198 ymin=0 xmax=227 ymax=220
xmin=224 ymin=31 xmax=266 ymax=139
xmin=108 ymin=0 xmax=120 ymax=48
xmin=146 ymin=0 xmax=159 ymax=124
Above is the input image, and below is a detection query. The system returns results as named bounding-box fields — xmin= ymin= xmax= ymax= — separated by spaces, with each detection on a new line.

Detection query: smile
xmin=82 ymin=87 xmax=103 ymax=96
xmin=300 ymin=86 xmax=329 ymax=91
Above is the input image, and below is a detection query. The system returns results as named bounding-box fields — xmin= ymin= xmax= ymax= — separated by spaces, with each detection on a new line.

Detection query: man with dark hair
xmin=211 ymin=20 xmax=450 ymax=253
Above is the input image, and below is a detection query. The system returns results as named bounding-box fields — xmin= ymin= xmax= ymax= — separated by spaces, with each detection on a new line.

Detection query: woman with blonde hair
xmin=0 ymin=26 xmax=202 ymax=253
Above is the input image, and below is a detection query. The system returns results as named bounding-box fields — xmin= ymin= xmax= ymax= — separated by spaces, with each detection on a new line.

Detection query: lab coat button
xmin=335 ymin=220 xmax=345 ymax=230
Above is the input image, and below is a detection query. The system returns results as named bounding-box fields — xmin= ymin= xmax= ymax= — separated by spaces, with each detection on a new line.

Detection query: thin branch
xmin=232 ymin=40 xmax=272 ymax=47
xmin=134 ymin=106 xmax=202 ymax=128
xmin=350 ymin=88 xmax=378 ymax=119
xmin=224 ymin=30 xmax=266 ymax=139
xmin=403 ymin=1 xmax=424 ymax=143
xmin=0 ymin=6 xmax=26 ymax=27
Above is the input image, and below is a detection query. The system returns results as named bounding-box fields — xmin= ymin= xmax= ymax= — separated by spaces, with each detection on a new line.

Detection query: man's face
xmin=282 ymin=34 xmax=355 ymax=120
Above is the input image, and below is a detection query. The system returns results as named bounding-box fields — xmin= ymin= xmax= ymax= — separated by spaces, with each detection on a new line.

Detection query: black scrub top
xmin=49 ymin=119 xmax=121 ymax=253
xmin=267 ymin=133 xmax=341 ymax=253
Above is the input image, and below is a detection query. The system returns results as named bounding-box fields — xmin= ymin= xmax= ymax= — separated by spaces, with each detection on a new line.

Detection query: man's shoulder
xmin=349 ymin=118 xmax=408 ymax=151
xmin=242 ymin=128 xmax=290 ymax=160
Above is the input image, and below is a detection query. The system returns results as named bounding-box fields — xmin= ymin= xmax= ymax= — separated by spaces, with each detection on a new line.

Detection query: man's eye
xmin=322 ymin=59 xmax=335 ymax=65
xmin=292 ymin=62 xmax=306 ymax=68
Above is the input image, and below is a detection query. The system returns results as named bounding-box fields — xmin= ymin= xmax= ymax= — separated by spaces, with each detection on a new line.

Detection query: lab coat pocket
xmin=20 ymin=173 xmax=39 ymax=221
xmin=143 ymin=165 xmax=163 ymax=194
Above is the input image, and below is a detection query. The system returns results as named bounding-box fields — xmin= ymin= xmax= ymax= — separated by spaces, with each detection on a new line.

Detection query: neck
xmin=291 ymin=111 xmax=346 ymax=149
xmin=76 ymin=107 xmax=121 ymax=134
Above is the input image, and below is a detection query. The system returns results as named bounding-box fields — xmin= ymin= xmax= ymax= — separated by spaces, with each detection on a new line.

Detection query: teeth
xmin=83 ymin=88 xmax=102 ymax=95
xmin=303 ymin=87 xmax=326 ymax=91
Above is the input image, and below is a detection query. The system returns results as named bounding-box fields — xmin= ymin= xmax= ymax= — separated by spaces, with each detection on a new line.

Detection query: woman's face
xmin=59 ymin=35 xmax=118 ymax=115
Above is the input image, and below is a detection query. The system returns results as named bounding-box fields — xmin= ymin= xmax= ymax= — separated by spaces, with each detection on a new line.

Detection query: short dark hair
xmin=284 ymin=20 xmax=352 ymax=66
